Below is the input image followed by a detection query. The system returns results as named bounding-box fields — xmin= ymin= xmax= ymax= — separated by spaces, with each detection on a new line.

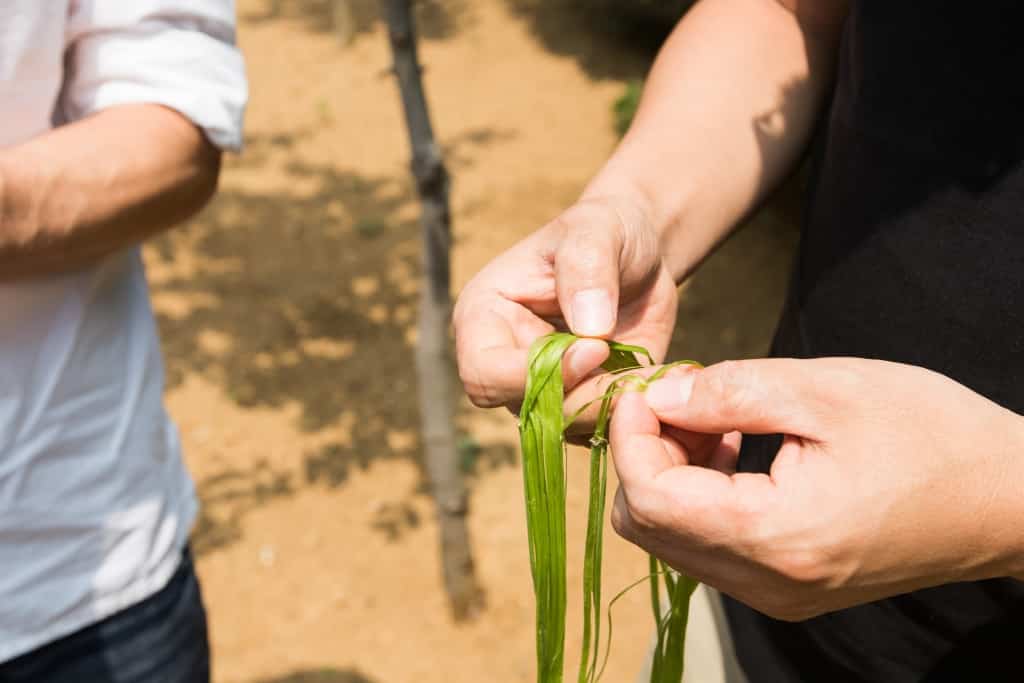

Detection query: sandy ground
xmin=145 ymin=1 xmax=799 ymax=681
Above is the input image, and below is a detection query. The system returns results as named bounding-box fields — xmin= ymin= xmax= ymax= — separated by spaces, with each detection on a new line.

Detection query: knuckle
xmin=751 ymin=582 xmax=823 ymax=622
xmin=555 ymin=208 xmax=621 ymax=264
xmin=452 ymin=297 xmax=467 ymax=326
xmin=452 ymin=282 xmax=484 ymax=328
xmin=702 ymin=361 xmax=758 ymax=418
xmin=611 ymin=488 xmax=653 ymax=541
xmin=463 ymin=387 xmax=493 ymax=409
xmin=610 ymin=505 xmax=633 ymax=539
xmin=466 ymin=393 xmax=496 ymax=409
xmin=821 ymin=364 xmax=870 ymax=417
xmin=558 ymin=233 xmax=611 ymax=276
xmin=452 ymin=309 xmax=469 ymax=339
xmin=771 ymin=547 xmax=829 ymax=588
xmin=729 ymin=497 xmax=769 ymax=543
xmin=457 ymin=364 xmax=501 ymax=409
xmin=763 ymin=599 xmax=817 ymax=623
xmin=624 ymin=494 xmax=660 ymax=532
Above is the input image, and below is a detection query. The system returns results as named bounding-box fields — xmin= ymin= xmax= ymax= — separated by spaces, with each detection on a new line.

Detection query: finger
xmin=561 ymin=338 xmax=610 ymax=391
xmin=710 ymin=431 xmax=742 ymax=474
xmin=660 ymin=428 xmax=742 ymax=474
xmin=644 ymin=359 xmax=824 ymax=439
xmin=552 ymin=208 xmax=624 ymax=338
xmin=608 ymin=392 xmax=739 ymax=545
xmin=455 ymin=301 xmax=549 ymax=408
xmin=513 ymin=338 xmax=609 ymax=423
xmin=609 ymin=485 xmax=636 ymax=541
xmin=611 ymin=390 xmax=781 ymax=542
xmin=608 ymin=390 xmax=678 ymax=491
xmin=655 ymin=427 xmax=691 ymax=468
xmin=608 ymin=390 xmax=742 ymax=501
xmin=462 ymin=339 xmax=605 ymax=412
xmin=563 ymin=364 xmax=662 ymax=438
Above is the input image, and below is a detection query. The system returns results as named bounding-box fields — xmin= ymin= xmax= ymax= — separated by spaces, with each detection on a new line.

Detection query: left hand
xmin=609 ymin=357 xmax=1024 ymax=621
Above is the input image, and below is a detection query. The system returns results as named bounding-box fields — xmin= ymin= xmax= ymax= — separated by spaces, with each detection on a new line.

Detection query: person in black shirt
xmin=454 ymin=0 xmax=1024 ymax=680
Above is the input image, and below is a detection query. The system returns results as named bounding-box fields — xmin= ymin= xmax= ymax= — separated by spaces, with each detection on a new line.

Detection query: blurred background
xmin=146 ymin=0 xmax=801 ymax=680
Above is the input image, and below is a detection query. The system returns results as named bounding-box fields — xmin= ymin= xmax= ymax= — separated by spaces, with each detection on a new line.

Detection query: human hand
xmin=453 ymin=193 xmax=678 ymax=417
xmin=608 ymin=358 xmax=1024 ymax=621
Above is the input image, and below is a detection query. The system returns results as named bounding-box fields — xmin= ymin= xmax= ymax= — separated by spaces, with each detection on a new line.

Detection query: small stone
xmin=259 ymin=544 xmax=276 ymax=567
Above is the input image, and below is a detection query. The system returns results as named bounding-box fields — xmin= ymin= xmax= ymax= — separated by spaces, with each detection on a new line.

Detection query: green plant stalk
xmin=521 ymin=332 xmax=578 ymax=683
xmin=577 ymin=391 xmax=608 ymax=683
xmin=521 ymin=333 xmax=701 ymax=683
xmin=649 ymin=559 xmax=700 ymax=683
xmin=578 ymin=343 xmax=650 ymax=683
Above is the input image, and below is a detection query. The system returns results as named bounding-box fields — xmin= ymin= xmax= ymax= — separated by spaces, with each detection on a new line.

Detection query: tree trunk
xmin=382 ymin=0 xmax=484 ymax=621
xmin=333 ymin=0 xmax=357 ymax=46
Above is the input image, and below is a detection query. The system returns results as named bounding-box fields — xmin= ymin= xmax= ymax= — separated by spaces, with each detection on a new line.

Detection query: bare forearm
xmin=0 ymin=104 xmax=221 ymax=280
xmin=584 ymin=0 xmax=847 ymax=282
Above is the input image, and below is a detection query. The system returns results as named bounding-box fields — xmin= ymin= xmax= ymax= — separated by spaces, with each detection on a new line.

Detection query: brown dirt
xmin=145 ymin=1 xmax=799 ymax=681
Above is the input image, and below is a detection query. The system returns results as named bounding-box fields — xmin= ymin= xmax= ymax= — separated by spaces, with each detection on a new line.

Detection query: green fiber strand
xmin=521 ymin=332 xmax=577 ymax=682
xmin=521 ymin=333 xmax=703 ymax=683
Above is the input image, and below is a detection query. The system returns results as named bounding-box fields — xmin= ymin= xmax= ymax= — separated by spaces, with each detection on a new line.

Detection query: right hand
xmin=453 ymin=194 xmax=678 ymax=421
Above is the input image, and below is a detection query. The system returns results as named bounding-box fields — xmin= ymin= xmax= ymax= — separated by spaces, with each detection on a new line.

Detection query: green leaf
xmin=519 ymin=332 xmax=701 ymax=683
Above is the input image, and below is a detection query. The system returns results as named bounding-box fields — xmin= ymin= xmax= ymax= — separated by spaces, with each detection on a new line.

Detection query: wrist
xmin=0 ymin=157 xmax=8 ymax=244
xmin=0 ymin=152 xmax=37 ymax=249
xmin=983 ymin=409 xmax=1024 ymax=581
xmin=581 ymin=156 xmax=692 ymax=283
xmin=1004 ymin=418 xmax=1024 ymax=581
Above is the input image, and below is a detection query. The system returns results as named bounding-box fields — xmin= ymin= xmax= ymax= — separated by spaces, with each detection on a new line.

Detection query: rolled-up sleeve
xmin=60 ymin=0 xmax=247 ymax=151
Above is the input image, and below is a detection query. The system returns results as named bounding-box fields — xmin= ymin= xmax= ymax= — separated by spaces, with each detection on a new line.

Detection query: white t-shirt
xmin=0 ymin=1 xmax=246 ymax=662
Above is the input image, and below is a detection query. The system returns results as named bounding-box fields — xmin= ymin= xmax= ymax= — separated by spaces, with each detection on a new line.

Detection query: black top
xmin=725 ymin=2 xmax=1024 ymax=681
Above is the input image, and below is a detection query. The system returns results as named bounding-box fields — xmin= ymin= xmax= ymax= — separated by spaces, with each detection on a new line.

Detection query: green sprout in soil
xmin=354 ymin=216 xmax=387 ymax=239
xmin=613 ymin=80 xmax=644 ymax=137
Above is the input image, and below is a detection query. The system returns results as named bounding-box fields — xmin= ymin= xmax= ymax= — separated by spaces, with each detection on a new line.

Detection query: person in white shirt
xmin=0 ymin=2 xmax=246 ymax=680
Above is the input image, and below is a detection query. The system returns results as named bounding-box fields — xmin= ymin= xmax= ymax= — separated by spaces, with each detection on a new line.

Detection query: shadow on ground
xmin=167 ymin=0 xmax=803 ymax=556
xmin=242 ymin=0 xmax=685 ymax=82
xmin=241 ymin=0 xmax=470 ymax=43
xmin=253 ymin=668 xmax=376 ymax=683
xmin=500 ymin=0 xmax=693 ymax=81
xmin=190 ymin=459 xmax=296 ymax=556
xmin=154 ymin=130 xmax=515 ymax=556
xmin=173 ymin=169 xmax=798 ymax=560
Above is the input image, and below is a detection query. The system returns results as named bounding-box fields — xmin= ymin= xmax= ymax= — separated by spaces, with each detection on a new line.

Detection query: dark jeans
xmin=0 ymin=548 xmax=210 ymax=683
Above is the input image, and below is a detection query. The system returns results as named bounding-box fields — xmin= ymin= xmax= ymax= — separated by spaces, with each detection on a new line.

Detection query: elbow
xmin=184 ymin=138 xmax=222 ymax=219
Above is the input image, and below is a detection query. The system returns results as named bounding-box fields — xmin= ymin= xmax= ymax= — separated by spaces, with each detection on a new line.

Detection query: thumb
xmin=553 ymin=206 xmax=625 ymax=338
xmin=644 ymin=360 xmax=824 ymax=439
xmin=610 ymin=390 xmax=759 ymax=544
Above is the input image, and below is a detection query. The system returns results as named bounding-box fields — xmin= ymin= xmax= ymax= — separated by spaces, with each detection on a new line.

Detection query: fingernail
xmin=564 ymin=343 xmax=593 ymax=382
xmin=572 ymin=288 xmax=613 ymax=336
xmin=645 ymin=374 xmax=695 ymax=412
